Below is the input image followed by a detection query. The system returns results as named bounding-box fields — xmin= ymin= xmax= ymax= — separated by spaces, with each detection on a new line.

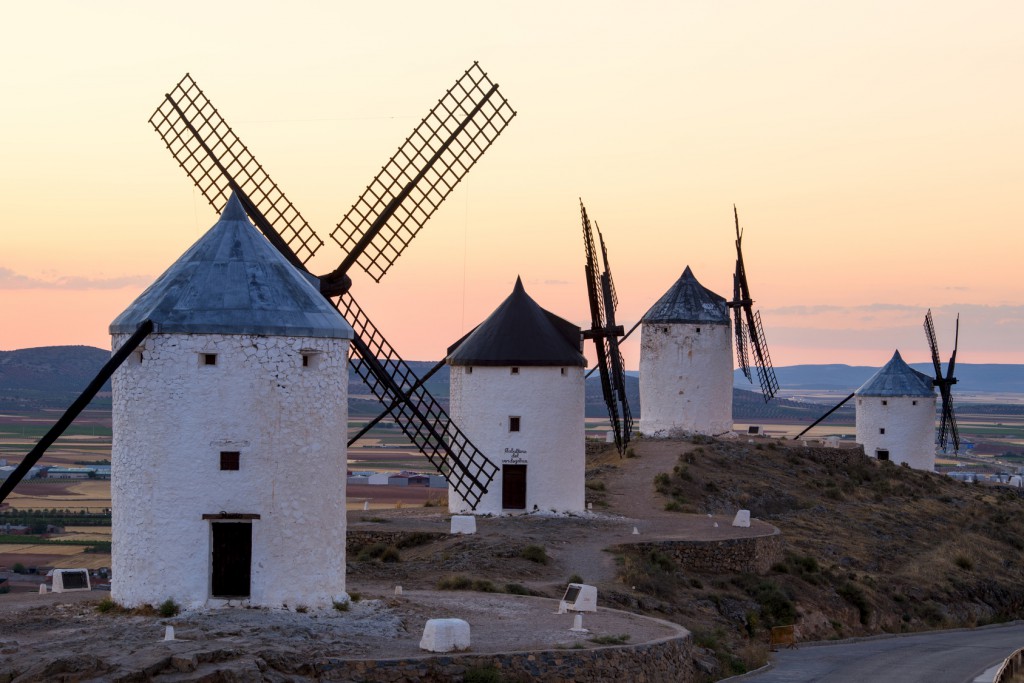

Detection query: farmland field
xmin=2 ymin=396 xmax=1022 ymax=518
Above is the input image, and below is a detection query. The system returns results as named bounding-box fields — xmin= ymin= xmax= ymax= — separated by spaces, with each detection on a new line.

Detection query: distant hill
xmin=0 ymin=346 xmax=112 ymax=409
xmin=735 ymin=363 xmax=1024 ymax=394
xmin=3 ymin=347 xmax=1021 ymax=421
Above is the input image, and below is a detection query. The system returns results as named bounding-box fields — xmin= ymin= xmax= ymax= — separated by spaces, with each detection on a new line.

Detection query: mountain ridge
xmin=2 ymin=346 xmax=1021 ymax=416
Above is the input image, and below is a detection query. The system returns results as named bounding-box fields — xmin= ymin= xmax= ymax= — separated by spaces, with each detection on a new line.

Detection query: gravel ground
xmin=0 ymin=589 xmax=683 ymax=681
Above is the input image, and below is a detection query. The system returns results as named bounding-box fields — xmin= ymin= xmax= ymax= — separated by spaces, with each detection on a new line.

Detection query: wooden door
xmin=211 ymin=522 xmax=252 ymax=597
xmin=502 ymin=465 xmax=527 ymax=510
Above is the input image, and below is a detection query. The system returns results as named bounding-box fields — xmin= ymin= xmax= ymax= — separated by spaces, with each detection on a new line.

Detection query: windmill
xmin=793 ymin=309 xmax=961 ymax=457
xmin=151 ymin=65 xmax=518 ymax=509
xmin=0 ymin=64 xmax=516 ymax=510
xmin=728 ymin=206 xmax=779 ymax=402
xmin=579 ymin=200 xmax=633 ymax=456
xmin=925 ymin=309 xmax=960 ymax=453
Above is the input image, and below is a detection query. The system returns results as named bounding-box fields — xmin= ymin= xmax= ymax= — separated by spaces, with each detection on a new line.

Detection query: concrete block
xmin=51 ymin=568 xmax=90 ymax=593
xmin=732 ymin=509 xmax=751 ymax=528
xmin=420 ymin=618 xmax=471 ymax=653
xmin=450 ymin=515 xmax=477 ymax=535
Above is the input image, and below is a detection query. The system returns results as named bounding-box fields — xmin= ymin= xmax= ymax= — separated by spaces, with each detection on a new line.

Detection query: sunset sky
xmin=2 ymin=1 xmax=1021 ymax=371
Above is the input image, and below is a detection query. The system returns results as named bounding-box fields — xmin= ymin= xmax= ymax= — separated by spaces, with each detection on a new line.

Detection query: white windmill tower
xmin=109 ymin=194 xmax=353 ymax=610
xmin=636 ymin=209 xmax=778 ymax=438
xmin=447 ymin=277 xmax=588 ymax=515
xmin=639 ymin=267 xmax=734 ymax=436
xmin=796 ymin=310 xmax=961 ymax=471
xmin=854 ymin=350 xmax=937 ymax=470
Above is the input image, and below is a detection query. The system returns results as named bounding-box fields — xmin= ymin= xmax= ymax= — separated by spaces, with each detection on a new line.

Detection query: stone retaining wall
xmin=622 ymin=529 xmax=784 ymax=575
xmin=315 ymin=629 xmax=694 ymax=682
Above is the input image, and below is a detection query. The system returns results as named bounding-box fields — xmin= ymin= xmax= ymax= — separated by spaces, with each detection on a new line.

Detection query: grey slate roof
xmin=856 ymin=350 xmax=935 ymax=397
xmin=110 ymin=193 xmax=353 ymax=339
xmin=447 ymin=277 xmax=586 ymax=367
xmin=642 ymin=266 xmax=730 ymax=325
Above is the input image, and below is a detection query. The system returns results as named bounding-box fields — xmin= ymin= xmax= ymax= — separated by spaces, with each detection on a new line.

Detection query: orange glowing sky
xmin=1 ymin=1 xmax=1022 ymax=371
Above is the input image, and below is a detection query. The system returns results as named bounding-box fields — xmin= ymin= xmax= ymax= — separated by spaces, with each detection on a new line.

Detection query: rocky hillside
xmin=606 ymin=437 xmax=1024 ymax=679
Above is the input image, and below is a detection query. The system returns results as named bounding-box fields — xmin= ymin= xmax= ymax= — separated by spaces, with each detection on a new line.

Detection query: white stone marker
xmin=420 ymin=618 xmax=471 ymax=652
xmin=450 ymin=515 xmax=477 ymax=535
xmin=732 ymin=509 xmax=751 ymax=528
xmin=164 ymin=625 xmax=175 ymax=641
xmin=363 ymin=501 xmax=370 ymax=511
xmin=570 ymin=613 xmax=588 ymax=633
xmin=38 ymin=584 xmax=46 ymax=594
xmin=632 ymin=527 xmax=639 ymax=535
xmin=394 ymin=585 xmax=403 ymax=596
xmin=51 ymin=568 xmax=91 ymax=593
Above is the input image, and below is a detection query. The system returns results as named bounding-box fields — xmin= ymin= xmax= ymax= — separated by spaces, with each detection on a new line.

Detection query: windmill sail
xmin=337 ymin=293 xmax=498 ymax=508
xmin=328 ymin=63 xmax=516 ymax=283
xmin=924 ymin=309 xmax=961 ymax=452
xmin=729 ymin=207 xmax=779 ymax=402
xmin=151 ymin=66 xmax=514 ymax=507
xmin=580 ymin=201 xmax=632 ymax=456
xmin=150 ymin=75 xmax=324 ymax=266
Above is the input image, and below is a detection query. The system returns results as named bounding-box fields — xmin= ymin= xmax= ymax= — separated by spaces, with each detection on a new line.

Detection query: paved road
xmin=735 ymin=623 xmax=1024 ymax=683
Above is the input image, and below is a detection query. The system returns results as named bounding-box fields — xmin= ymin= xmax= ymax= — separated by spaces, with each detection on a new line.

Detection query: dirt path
xmin=347 ymin=437 xmax=779 ymax=591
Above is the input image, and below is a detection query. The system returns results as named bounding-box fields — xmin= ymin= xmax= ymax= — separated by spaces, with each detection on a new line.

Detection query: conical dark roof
xmin=642 ymin=266 xmax=729 ymax=325
xmin=447 ymin=277 xmax=586 ymax=367
xmin=110 ymin=194 xmax=352 ymax=339
xmin=856 ymin=350 xmax=935 ymax=397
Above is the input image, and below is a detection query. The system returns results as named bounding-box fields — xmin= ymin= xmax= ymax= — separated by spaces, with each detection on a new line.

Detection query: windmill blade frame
xmin=924 ymin=309 xmax=961 ymax=453
xmin=150 ymin=74 xmax=324 ymax=266
xmin=328 ymin=62 xmax=516 ymax=283
xmin=337 ymin=292 xmax=498 ymax=508
xmin=729 ymin=206 xmax=779 ymax=402
xmin=580 ymin=201 xmax=631 ymax=455
xmin=924 ymin=309 xmax=944 ymax=380
xmin=597 ymin=229 xmax=633 ymax=452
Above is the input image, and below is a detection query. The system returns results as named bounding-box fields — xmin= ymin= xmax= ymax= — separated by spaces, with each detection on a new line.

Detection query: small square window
xmin=302 ymin=355 xmax=310 ymax=367
xmin=881 ymin=400 xmax=888 ymax=406
xmin=134 ymin=351 xmax=144 ymax=365
xmin=220 ymin=451 xmax=240 ymax=471
xmin=880 ymin=428 xmax=886 ymax=435
xmin=912 ymin=400 xmax=917 ymax=406
xmin=560 ymin=368 xmax=566 ymax=376
xmin=467 ymin=367 xmax=473 ymax=374
xmin=511 ymin=367 xmax=520 ymax=375
xmin=203 ymin=353 xmax=218 ymax=366
xmin=696 ymin=327 xmax=701 ymax=333
xmin=509 ymin=416 xmax=521 ymax=432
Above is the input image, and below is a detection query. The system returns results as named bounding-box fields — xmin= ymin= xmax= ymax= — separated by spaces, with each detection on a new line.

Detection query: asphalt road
xmin=735 ymin=623 xmax=1024 ymax=683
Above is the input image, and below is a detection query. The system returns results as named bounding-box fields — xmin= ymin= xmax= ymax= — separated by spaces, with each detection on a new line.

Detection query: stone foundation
xmin=622 ymin=529 xmax=783 ymax=575
xmin=316 ymin=629 xmax=695 ymax=682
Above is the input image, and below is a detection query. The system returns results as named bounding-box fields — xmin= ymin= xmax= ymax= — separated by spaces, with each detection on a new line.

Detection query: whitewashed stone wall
xmin=856 ymin=394 xmax=937 ymax=471
xmin=639 ymin=322 xmax=733 ymax=436
xmin=111 ymin=332 xmax=349 ymax=610
xmin=448 ymin=365 xmax=585 ymax=514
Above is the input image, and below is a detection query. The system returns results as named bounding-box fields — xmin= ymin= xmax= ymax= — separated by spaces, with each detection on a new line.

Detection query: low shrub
xmin=520 ymin=545 xmax=548 ymax=565
xmin=158 ymin=599 xmax=180 ymax=618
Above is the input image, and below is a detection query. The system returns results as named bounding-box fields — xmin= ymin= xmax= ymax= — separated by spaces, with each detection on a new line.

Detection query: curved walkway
xmin=734 ymin=622 xmax=1024 ymax=683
